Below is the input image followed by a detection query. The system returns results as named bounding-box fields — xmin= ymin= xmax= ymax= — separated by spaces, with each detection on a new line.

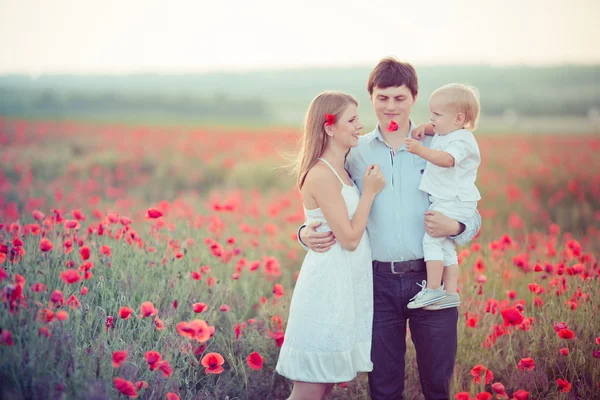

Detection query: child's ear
xmin=455 ymin=112 xmax=466 ymax=127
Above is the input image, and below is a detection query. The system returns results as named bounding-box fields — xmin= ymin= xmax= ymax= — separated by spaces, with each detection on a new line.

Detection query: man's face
xmin=370 ymin=85 xmax=416 ymax=130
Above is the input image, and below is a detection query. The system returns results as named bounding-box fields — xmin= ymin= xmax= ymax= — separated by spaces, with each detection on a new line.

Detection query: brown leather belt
xmin=372 ymin=259 xmax=426 ymax=275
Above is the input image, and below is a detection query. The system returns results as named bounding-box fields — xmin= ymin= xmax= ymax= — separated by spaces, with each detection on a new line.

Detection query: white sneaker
xmin=407 ymin=280 xmax=447 ymax=309
xmin=423 ymin=293 xmax=461 ymax=310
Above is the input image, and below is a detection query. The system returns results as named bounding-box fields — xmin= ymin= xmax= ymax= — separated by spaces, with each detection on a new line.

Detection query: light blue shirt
xmin=343 ymin=121 xmax=481 ymax=262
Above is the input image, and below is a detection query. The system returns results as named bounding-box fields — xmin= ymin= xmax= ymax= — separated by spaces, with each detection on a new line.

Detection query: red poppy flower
xmin=517 ymin=357 xmax=535 ymax=371
xmin=176 ymin=319 xmax=211 ymax=343
xmin=140 ymin=302 xmax=158 ymax=317
xmin=66 ymin=294 xmax=81 ymax=309
xmin=113 ymin=377 xmax=138 ymax=398
xmin=324 ymin=113 xmax=335 ymax=127
xmin=455 ymin=392 xmax=470 ymax=400
xmin=557 ymin=328 xmax=575 ymax=339
xmin=119 ymin=307 xmax=133 ymax=319
xmin=31 ymin=282 xmax=47 ymax=292
xmin=39 ymin=326 xmax=51 ymax=337
xmin=158 ymin=360 xmax=172 ymax=377
xmin=512 ymin=389 xmax=529 ymax=400
xmin=56 ymin=310 xmax=68 ymax=321
xmin=219 ymin=304 xmax=231 ymax=312
xmin=166 ymin=393 xmax=180 ymax=400
xmin=154 ymin=317 xmax=165 ymax=330
xmin=60 ymin=269 xmax=82 ymax=284
xmin=247 ymin=351 xmax=263 ymax=370
xmin=39 ymin=238 xmax=53 ymax=252
xmin=273 ymin=283 xmax=284 ymax=298
xmin=556 ymin=378 xmax=572 ymax=393
xmin=112 ymin=350 xmax=128 ymax=367
xmin=32 ymin=210 xmax=45 ymax=221
xmin=476 ymin=392 xmax=492 ymax=400
xmin=193 ymin=303 xmax=207 ymax=313
xmin=553 ymin=322 xmax=568 ymax=332
xmin=201 ymin=352 xmax=225 ymax=374
xmin=387 ymin=120 xmax=398 ymax=132
xmin=491 ymin=382 xmax=508 ymax=399
xmin=559 ymin=347 xmax=569 ymax=356
xmin=100 ymin=245 xmax=111 ymax=257
xmin=79 ymin=246 xmax=90 ymax=261
xmin=0 ymin=330 xmax=13 ymax=346
xmin=500 ymin=307 xmax=524 ymax=326
xmin=144 ymin=350 xmax=162 ymax=370
xmin=470 ymin=364 xmax=494 ymax=384
xmin=80 ymin=286 xmax=89 ymax=296
xmin=135 ymin=381 xmax=149 ymax=390
xmin=145 ymin=208 xmax=163 ymax=219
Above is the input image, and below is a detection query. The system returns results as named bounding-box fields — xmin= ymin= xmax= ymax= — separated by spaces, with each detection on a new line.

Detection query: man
xmin=298 ymin=57 xmax=481 ymax=399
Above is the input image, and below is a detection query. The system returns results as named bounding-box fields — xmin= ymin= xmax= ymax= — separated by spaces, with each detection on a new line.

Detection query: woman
xmin=276 ymin=91 xmax=385 ymax=400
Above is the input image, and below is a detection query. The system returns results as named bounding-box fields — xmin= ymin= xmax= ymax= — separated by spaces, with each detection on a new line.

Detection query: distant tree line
xmin=0 ymin=88 xmax=271 ymax=121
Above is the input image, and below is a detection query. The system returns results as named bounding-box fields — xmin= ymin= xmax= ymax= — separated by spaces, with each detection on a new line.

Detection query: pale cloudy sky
xmin=1 ymin=0 xmax=599 ymax=74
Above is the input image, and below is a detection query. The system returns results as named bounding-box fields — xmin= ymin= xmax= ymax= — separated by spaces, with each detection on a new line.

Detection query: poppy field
xmin=0 ymin=117 xmax=599 ymax=400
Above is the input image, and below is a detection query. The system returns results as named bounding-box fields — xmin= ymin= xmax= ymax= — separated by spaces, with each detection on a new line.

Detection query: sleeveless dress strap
xmin=317 ymin=158 xmax=345 ymax=186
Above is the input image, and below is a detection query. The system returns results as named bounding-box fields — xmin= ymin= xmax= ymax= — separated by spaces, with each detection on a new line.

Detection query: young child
xmin=404 ymin=83 xmax=481 ymax=310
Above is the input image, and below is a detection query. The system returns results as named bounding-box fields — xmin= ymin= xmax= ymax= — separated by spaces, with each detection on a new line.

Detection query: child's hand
xmin=404 ymin=137 xmax=423 ymax=154
xmin=412 ymin=124 xmax=427 ymax=140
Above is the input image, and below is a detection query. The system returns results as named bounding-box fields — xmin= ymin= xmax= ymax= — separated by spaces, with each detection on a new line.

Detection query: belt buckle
xmin=390 ymin=261 xmax=404 ymax=274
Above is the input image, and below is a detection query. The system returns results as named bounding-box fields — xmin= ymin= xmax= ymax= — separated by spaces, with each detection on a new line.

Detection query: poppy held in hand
xmin=388 ymin=120 xmax=398 ymax=132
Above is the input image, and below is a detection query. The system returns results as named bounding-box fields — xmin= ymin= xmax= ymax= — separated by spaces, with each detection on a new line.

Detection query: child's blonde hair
xmin=431 ymin=83 xmax=480 ymax=131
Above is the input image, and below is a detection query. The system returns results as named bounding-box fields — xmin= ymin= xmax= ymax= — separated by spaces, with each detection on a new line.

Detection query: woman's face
xmin=329 ymin=103 xmax=363 ymax=148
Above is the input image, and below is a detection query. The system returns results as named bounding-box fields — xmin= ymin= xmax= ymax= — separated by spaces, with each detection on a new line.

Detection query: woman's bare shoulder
xmin=303 ymin=163 xmax=338 ymax=192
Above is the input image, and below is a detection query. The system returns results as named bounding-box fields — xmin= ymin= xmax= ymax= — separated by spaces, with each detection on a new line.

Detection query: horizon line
xmin=1 ymin=61 xmax=599 ymax=77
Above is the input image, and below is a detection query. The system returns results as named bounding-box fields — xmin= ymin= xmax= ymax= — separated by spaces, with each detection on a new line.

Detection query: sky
xmin=1 ymin=0 xmax=599 ymax=74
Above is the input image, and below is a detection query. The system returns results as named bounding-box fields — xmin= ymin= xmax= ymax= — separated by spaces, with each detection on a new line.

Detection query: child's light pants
xmin=423 ymin=196 xmax=477 ymax=267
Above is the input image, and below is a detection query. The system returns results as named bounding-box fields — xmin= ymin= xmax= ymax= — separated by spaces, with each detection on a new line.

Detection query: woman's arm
xmin=304 ymin=164 xmax=383 ymax=251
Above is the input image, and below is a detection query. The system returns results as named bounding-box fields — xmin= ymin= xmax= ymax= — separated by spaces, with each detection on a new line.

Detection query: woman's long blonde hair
xmin=292 ymin=91 xmax=358 ymax=189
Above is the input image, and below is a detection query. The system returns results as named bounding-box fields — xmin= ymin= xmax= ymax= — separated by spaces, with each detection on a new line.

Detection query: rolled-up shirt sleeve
xmin=451 ymin=208 xmax=481 ymax=246
xmin=297 ymin=223 xmax=309 ymax=251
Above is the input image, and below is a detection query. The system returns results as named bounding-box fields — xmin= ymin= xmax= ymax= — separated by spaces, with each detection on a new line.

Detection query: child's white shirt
xmin=419 ymin=129 xmax=481 ymax=201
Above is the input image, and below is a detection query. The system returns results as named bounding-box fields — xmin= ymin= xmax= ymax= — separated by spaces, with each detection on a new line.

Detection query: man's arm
xmin=451 ymin=209 xmax=481 ymax=246
xmin=297 ymin=221 xmax=336 ymax=253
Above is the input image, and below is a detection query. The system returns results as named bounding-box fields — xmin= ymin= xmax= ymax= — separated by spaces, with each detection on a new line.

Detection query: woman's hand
xmin=362 ymin=164 xmax=386 ymax=196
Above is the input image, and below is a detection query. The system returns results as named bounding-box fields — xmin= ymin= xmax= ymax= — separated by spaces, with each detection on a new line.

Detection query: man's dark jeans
xmin=368 ymin=267 xmax=458 ymax=400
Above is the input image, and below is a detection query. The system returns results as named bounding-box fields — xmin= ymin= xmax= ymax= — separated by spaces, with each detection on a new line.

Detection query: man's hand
xmin=300 ymin=221 xmax=336 ymax=252
xmin=404 ymin=137 xmax=424 ymax=155
xmin=424 ymin=210 xmax=465 ymax=238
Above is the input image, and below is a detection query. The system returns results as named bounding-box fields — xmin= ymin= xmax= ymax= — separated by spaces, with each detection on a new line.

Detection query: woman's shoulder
xmin=304 ymin=162 xmax=339 ymax=191
xmin=305 ymin=162 xmax=333 ymax=183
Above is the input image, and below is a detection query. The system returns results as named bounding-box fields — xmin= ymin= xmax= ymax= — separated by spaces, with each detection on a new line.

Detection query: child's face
xmin=428 ymin=94 xmax=461 ymax=135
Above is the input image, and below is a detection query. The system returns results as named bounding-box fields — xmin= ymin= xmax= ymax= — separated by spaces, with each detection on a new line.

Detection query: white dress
xmin=276 ymin=158 xmax=374 ymax=383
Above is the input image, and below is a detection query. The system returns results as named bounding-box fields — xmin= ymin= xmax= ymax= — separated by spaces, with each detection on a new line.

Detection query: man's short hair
xmin=367 ymin=57 xmax=418 ymax=98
